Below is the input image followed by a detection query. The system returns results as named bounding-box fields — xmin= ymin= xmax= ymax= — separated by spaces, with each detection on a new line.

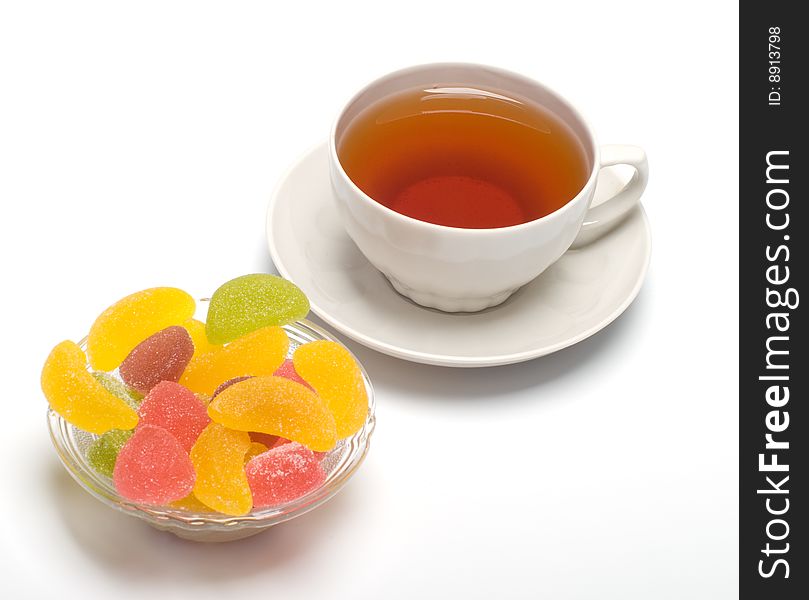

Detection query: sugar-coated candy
xmin=273 ymin=359 xmax=313 ymax=391
xmin=211 ymin=376 xmax=253 ymax=400
xmin=42 ymin=341 xmax=139 ymax=434
xmin=244 ymin=442 xmax=269 ymax=463
xmin=86 ymin=288 xmax=196 ymax=371
xmin=246 ymin=442 xmax=326 ymax=507
xmin=119 ymin=326 xmax=194 ymax=394
xmin=87 ymin=429 xmax=133 ymax=477
xmin=293 ymin=341 xmax=368 ymax=438
xmin=113 ymin=424 xmax=195 ymax=504
xmin=208 ymin=376 xmax=337 ymax=452
xmin=190 ymin=423 xmax=252 ymax=516
xmin=180 ymin=326 xmax=288 ymax=396
xmin=41 ymin=275 xmax=368 ymax=516
xmin=205 ymin=274 xmax=309 ymax=344
xmin=92 ymin=372 xmax=142 ymax=408
xmin=182 ymin=318 xmax=218 ymax=357
xmin=137 ymin=381 xmax=210 ymax=451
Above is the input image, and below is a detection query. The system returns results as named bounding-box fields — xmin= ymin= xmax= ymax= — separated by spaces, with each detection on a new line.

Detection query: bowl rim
xmin=47 ymin=318 xmax=376 ymax=533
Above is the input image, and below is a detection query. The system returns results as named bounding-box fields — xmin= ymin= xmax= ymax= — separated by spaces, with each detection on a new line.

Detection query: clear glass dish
xmin=47 ymin=319 xmax=375 ymax=542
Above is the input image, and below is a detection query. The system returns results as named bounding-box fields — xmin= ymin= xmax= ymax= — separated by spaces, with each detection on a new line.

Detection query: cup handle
xmin=570 ymin=145 xmax=649 ymax=249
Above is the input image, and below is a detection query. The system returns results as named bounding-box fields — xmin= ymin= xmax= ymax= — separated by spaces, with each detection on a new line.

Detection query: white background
xmin=0 ymin=1 xmax=739 ymax=598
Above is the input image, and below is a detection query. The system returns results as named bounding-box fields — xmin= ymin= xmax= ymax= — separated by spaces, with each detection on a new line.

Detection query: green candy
xmin=205 ymin=274 xmax=310 ymax=345
xmin=92 ymin=372 xmax=143 ymax=408
xmin=87 ymin=429 xmax=133 ymax=478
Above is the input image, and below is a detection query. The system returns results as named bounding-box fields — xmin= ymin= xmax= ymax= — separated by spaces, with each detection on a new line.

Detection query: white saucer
xmin=267 ymin=143 xmax=651 ymax=367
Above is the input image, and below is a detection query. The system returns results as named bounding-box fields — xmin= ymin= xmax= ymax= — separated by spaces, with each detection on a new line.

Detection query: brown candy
xmin=119 ymin=326 xmax=194 ymax=394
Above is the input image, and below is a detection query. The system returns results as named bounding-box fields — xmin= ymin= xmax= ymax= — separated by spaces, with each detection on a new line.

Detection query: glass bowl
xmin=47 ymin=319 xmax=376 ymax=542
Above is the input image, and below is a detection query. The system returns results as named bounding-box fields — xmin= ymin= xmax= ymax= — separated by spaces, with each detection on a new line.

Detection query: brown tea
xmin=337 ymin=85 xmax=590 ymax=229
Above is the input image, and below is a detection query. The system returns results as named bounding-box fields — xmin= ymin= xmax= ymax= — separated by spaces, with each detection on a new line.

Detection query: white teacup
xmin=329 ymin=63 xmax=648 ymax=312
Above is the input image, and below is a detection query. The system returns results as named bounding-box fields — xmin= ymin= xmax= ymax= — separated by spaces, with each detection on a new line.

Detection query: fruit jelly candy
xmin=42 ymin=341 xmax=139 ymax=434
xmin=211 ymin=376 xmax=253 ymax=400
xmin=208 ymin=376 xmax=337 ymax=452
xmin=272 ymin=436 xmax=322 ymax=462
xmin=179 ymin=326 xmax=288 ymax=396
xmin=190 ymin=423 xmax=252 ymax=516
xmin=246 ymin=442 xmax=326 ymax=507
xmin=137 ymin=381 xmax=210 ymax=452
xmin=273 ymin=359 xmax=314 ymax=391
xmin=92 ymin=371 xmax=142 ymax=408
xmin=182 ymin=318 xmax=218 ymax=357
xmin=205 ymin=274 xmax=310 ymax=345
xmin=87 ymin=287 xmax=196 ymax=371
xmin=293 ymin=341 xmax=368 ymax=439
xmin=119 ymin=326 xmax=194 ymax=394
xmin=113 ymin=424 xmax=195 ymax=505
xmin=244 ymin=442 xmax=269 ymax=463
xmin=249 ymin=431 xmax=280 ymax=448
xmin=87 ymin=429 xmax=133 ymax=478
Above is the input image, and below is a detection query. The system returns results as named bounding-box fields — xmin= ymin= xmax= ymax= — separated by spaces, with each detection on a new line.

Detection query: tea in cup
xmin=330 ymin=63 xmax=648 ymax=312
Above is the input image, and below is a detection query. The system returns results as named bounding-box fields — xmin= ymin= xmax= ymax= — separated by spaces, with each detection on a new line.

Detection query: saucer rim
xmin=267 ymin=142 xmax=651 ymax=368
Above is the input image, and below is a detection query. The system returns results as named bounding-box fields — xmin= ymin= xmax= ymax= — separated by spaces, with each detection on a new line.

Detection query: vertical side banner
xmin=740 ymin=3 xmax=806 ymax=598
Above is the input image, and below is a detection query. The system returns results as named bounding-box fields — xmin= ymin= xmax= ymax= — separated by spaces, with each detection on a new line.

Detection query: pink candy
xmin=137 ymin=381 xmax=210 ymax=451
xmin=113 ymin=424 xmax=195 ymax=504
xmin=119 ymin=326 xmax=194 ymax=394
xmin=273 ymin=359 xmax=314 ymax=391
xmin=245 ymin=442 xmax=326 ymax=507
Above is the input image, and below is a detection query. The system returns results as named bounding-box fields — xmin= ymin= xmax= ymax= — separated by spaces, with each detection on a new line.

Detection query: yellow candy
xmin=87 ymin=288 xmax=196 ymax=371
xmin=171 ymin=492 xmax=214 ymax=513
xmin=182 ymin=318 xmax=219 ymax=357
xmin=190 ymin=423 xmax=253 ymax=516
xmin=293 ymin=341 xmax=368 ymax=439
xmin=244 ymin=442 xmax=269 ymax=463
xmin=208 ymin=376 xmax=337 ymax=452
xmin=179 ymin=326 xmax=289 ymax=396
xmin=42 ymin=341 xmax=139 ymax=434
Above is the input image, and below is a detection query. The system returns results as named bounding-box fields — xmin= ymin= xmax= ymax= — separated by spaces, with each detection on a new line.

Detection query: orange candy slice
xmin=86 ymin=287 xmax=196 ymax=371
xmin=42 ymin=341 xmax=139 ymax=434
xmin=179 ymin=326 xmax=288 ymax=396
xmin=293 ymin=341 xmax=368 ymax=438
xmin=190 ymin=422 xmax=253 ymax=516
xmin=207 ymin=376 xmax=337 ymax=452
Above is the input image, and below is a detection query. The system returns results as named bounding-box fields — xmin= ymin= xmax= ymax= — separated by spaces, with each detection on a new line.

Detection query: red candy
xmin=245 ymin=442 xmax=326 ymax=507
xmin=119 ymin=326 xmax=194 ymax=394
xmin=270 ymin=434 xmax=324 ymax=460
xmin=137 ymin=381 xmax=210 ymax=451
xmin=113 ymin=425 xmax=195 ymax=504
xmin=273 ymin=359 xmax=313 ymax=391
